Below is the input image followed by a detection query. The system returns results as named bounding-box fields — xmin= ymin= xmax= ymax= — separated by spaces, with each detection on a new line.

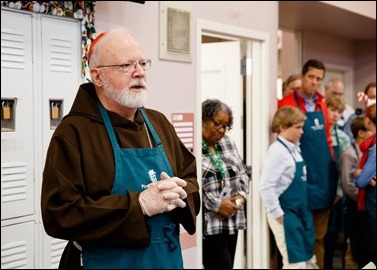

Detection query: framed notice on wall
xmin=171 ymin=113 xmax=194 ymax=153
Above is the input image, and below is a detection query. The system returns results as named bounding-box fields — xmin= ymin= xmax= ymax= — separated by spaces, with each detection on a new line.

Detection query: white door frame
xmin=196 ymin=19 xmax=270 ymax=269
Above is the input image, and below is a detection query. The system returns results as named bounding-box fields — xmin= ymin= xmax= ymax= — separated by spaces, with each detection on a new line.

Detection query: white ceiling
xmin=279 ymin=1 xmax=376 ymax=41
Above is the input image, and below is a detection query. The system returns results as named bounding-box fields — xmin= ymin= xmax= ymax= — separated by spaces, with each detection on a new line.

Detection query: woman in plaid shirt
xmin=201 ymin=99 xmax=250 ymax=269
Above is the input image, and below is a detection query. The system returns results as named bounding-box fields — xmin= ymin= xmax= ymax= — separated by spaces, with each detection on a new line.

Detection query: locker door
xmin=1 ymin=9 xmax=35 ymax=220
xmin=40 ymin=15 xmax=81 ymax=158
xmin=40 ymin=15 xmax=81 ymax=269
xmin=1 ymin=9 xmax=82 ymax=269
xmin=1 ymin=222 xmax=35 ymax=268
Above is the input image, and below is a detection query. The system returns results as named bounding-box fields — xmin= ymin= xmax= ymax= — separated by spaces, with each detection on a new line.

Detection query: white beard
xmin=102 ymin=77 xmax=148 ymax=108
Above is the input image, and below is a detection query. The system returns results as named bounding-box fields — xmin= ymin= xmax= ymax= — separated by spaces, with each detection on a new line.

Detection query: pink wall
xmin=280 ymin=28 xmax=301 ymax=80
xmin=81 ymin=1 xmax=375 ymax=268
xmin=302 ymin=30 xmax=375 ymax=108
xmin=303 ymin=30 xmax=355 ymax=67
xmin=355 ymin=41 xmax=376 ymax=94
xmin=93 ymin=1 xmax=279 ymax=268
xmin=93 ymin=1 xmax=278 ymax=123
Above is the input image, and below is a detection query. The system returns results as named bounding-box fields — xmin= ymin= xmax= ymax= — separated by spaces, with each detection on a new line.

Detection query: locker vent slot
xmin=1 ymin=162 xmax=27 ymax=202
xmin=48 ymin=36 xmax=74 ymax=73
xmin=1 ymin=240 xmax=27 ymax=268
xmin=1 ymin=30 xmax=26 ymax=70
xmin=50 ymin=239 xmax=67 ymax=267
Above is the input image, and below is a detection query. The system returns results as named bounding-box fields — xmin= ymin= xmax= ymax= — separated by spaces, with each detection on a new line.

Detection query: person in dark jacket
xmin=41 ymin=28 xmax=200 ymax=269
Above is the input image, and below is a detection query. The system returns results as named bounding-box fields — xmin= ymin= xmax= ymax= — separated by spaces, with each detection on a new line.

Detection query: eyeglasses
xmin=96 ymin=59 xmax=152 ymax=73
xmin=211 ymin=119 xmax=231 ymax=131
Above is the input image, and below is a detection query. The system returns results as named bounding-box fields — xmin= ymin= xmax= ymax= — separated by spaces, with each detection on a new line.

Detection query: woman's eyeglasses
xmin=211 ymin=119 xmax=231 ymax=131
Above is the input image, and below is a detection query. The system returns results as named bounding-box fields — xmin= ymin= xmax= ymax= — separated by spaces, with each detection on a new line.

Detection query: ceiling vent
xmin=160 ymin=2 xmax=192 ymax=62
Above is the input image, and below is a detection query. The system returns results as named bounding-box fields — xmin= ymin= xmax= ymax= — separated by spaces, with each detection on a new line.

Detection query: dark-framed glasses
xmin=211 ymin=119 xmax=231 ymax=131
xmin=96 ymin=59 xmax=152 ymax=73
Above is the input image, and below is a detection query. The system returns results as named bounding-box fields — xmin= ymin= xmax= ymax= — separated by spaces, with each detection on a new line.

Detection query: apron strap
xmin=97 ymin=101 xmax=120 ymax=149
xmin=138 ymin=108 xmax=162 ymax=147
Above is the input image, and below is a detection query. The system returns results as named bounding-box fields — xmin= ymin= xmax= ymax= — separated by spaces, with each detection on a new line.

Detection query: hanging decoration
xmin=1 ymin=1 xmax=96 ymax=78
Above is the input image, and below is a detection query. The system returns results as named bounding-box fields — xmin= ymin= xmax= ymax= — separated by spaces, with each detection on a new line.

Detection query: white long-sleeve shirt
xmin=259 ymin=135 xmax=304 ymax=218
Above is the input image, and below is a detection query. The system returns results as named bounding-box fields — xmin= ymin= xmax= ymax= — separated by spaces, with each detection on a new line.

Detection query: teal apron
xmin=295 ymin=93 xmax=338 ymax=210
xmin=327 ymin=129 xmax=345 ymax=234
xmin=82 ymin=102 xmax=183 ymax=269
xmin=278 ymin=138 xmax=315 ymax=263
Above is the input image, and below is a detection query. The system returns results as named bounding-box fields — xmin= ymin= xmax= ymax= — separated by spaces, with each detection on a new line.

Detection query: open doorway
xmin=201 ymin=39 xmax=243 ymax=156
xmin=196 ymin=19 xmax=270 ymax=269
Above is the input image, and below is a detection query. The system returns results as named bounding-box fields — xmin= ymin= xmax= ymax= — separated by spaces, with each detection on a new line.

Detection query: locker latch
xmin=1 ymin=98 xmax=16 ymax=132
xmin=49 ymin=99 xmax=63 ymax=130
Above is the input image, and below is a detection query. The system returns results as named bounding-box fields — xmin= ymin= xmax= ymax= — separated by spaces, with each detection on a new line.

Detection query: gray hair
xmin=202 ymin=99 xmax=233 ymax=129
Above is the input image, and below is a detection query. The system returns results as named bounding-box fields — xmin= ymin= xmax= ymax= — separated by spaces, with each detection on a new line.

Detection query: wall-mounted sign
xmin=172 ymin=113 xmax=194 ymax=152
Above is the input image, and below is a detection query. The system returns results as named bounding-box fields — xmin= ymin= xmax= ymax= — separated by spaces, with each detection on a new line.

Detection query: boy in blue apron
xmin=279 ymin=59 xmax=337 ymax=268
xmin=260 ymin=106 xmax=318 ymax=269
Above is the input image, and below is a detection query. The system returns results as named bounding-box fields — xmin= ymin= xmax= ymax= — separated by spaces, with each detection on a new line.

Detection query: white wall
xmin=302 ymin=30 xmax=376 ymax=109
